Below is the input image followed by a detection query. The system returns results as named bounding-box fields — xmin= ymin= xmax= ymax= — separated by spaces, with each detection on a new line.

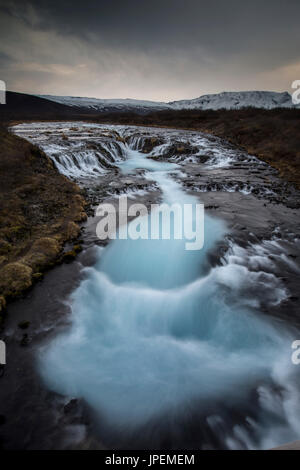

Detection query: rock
xmin=140 ymin=137 xmax=163 ymax=153
xmin=61 ymin=244 xmax=82 ymax=263
xmin=20 ymin=333 xmax=29 ymax=346
xmin=61 ymin=251 xmax=76 ymax=263
xmin=18 ymin=320 xmax=30 ymax=330
xmin=115 ymin=136 xmax=126 ymax=144
xmin=64 ymin=398 xmax=78 ymax=414
xmin=162 ymin=142 xmax=194 ymax=159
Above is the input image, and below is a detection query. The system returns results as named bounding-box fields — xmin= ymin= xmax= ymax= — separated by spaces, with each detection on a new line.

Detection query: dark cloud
xmin=0 ymin=51 xmax=13 ymax=66
xmin=0 ymin=0 xmax=299 ymax=99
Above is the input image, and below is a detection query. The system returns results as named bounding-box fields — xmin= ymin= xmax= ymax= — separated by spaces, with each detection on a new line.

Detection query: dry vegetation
xmin=0 ymin=126 xmax=87 ymax=314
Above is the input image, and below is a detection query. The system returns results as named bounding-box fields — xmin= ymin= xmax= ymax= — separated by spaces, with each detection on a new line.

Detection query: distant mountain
xmin=0 ymin=91 xmax=91 ymax=121
xmin=39 ymin=90 xmax=298 ymax=113
xmin=38 ymin=95 xmax=170 ymax=114
xmin=1 ymin=90 xmax=298 ymax=123
xmin=169 ymin=91 xmax=297 ymax=110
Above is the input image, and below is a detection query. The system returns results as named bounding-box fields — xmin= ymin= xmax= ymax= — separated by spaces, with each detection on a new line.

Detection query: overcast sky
xmin=0 ymin=0 xmax=299 ymax=101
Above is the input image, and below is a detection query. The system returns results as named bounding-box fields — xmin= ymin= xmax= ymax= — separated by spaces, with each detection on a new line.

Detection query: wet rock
xmin=115 ymin=136 xmax=126 ymax=144
xmin=199 ymin=155 xmax=210 ymax=163
xmin=251 ymin=187 xmax=259 ymax=195
xmin=18 ymin=320 xmax=30 ymax=330
xmin=140 ymin=137 xmax=164 ymax=153
xmin=61 ymin=244 xmax=82 ymax=263
xmin=64 ymin=398 xmax=78 ymax=414
xmin=61 ymin=251 xmax=77 ymax=263
xmin=123 ymin=178 xmax=135 ymax=185
xmin=163 ymin=142 xmax=195 ymax=159
xmin=20 ymin=333 xmax=29 ymax=346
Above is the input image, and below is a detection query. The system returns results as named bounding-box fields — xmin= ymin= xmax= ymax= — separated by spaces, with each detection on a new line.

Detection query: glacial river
xmin=12 ymin=122 xmax=300 ymax=450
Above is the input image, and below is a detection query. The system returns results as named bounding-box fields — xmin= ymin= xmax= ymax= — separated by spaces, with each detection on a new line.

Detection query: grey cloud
xmin=0 ymin=0 xmax=299 ymax=99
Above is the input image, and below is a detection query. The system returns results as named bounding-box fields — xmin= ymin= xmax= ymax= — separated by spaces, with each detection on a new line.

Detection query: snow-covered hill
xmin=38 ymin=90 xmax=298 ymax=113
xmin=169 ymin=91 xmax=296 ymax=110
xmin=37 ymin=95 xmax=170 ymax=113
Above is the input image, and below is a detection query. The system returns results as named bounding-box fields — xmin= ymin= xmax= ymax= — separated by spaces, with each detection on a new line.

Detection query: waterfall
xmin=35 ymin=134 xmax=300 ymax=450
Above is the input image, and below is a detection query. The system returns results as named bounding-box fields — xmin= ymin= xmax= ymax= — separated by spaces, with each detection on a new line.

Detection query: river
xmin=4 ymin=122 xmax=300 ymax=450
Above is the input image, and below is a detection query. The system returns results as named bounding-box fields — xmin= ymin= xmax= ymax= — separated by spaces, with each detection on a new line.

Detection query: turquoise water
xmin=38 ymin=145 xmax=299 ymax=448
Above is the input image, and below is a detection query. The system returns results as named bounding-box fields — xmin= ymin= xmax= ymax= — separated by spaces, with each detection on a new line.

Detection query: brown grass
xmin=0 ymin=126 xmax=87 ymax=309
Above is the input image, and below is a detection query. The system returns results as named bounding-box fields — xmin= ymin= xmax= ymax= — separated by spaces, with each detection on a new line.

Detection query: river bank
xmin=0 ymin=126 xmax=87 ymax=315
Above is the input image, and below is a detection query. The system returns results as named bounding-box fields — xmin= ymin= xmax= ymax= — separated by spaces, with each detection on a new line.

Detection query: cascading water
xmin=35 ymin=135 xmax=300 ymax=449
xmin=12 ymin=122 xmax=128 ymax=179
